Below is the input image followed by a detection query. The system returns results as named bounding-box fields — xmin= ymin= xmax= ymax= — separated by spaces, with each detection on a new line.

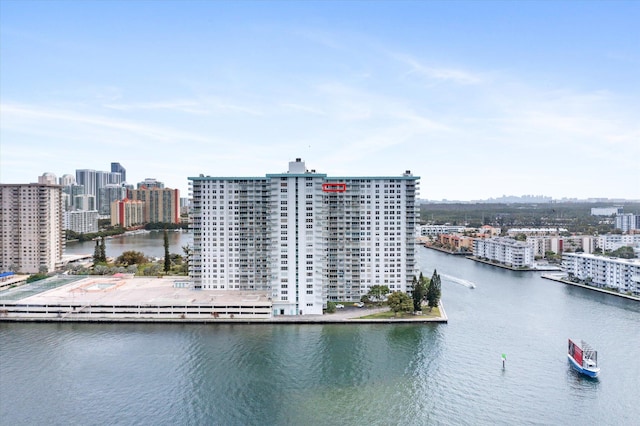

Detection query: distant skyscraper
xmin=75 ymin=169 xmax=96 ymax=197
xmin=58 ymin=174 xmax=76 ymax=187
xmin=111 ymin=162 xmax=126 ymax=183
xmin=38 ymin=173 xmax=57 ymax=185
xmin=137 ymin=178 xmax=164 ymax=189
xmin=99 ymin=184 xmax=126 ymax=215
xmin=128 ymin=187 xmax=179 ymax=223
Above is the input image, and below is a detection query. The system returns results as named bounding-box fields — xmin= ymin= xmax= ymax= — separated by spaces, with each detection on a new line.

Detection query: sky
xmin=1 ymin=1 xmax=639 ymax=201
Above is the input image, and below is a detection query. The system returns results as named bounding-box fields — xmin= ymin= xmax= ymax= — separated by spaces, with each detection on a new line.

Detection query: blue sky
xmin=1 ymin=1 xmax=638 ymax=200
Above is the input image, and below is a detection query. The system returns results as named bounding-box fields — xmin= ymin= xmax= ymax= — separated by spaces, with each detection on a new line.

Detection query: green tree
xmin=163 ymin=229 xmax=171 ymax=273
xmin=326 ymin=301 xmax=336 ymax=313
xmin=412 ymin=273 xmax=428 ymax=312
xmin=427 ymin=269 xmax=442 ymax=311
xmin=143 ymin=264 xmax=162 ymax=276
xmin=387 ymin=292 xmax=413 ymax=315
xmin=367 ymin=285 xmax=390 ymax=302
xmin=608 ymin=246 xmax=636 ymax=259
xmin=99 ymin=236 xmax=107 ymax=262
xmin=116 ymin=251 xmax=147 ymax=266
xmin=93 ymin=240 xmax=102 ymax=263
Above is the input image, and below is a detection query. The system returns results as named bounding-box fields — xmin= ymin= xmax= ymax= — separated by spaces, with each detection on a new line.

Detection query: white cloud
xmin=392 ymin=53 xmax=483 ymax=85
xmin=1 ymin=103 xmax=211 ymax=143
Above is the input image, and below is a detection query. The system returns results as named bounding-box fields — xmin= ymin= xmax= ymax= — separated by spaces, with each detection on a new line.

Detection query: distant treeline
xmin=419 ymin=202 xmax=640 ymax=234
xmin=66 ymin=222 xmax=188 ymax=241
xmin=66 ymin=227 xmax=126 ymax=242
xmin=144 ymin=222 xmax=189 ymax=230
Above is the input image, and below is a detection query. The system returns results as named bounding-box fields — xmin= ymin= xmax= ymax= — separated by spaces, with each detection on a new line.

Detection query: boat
xmin=567 ymin=339 xmax=600 ymax=378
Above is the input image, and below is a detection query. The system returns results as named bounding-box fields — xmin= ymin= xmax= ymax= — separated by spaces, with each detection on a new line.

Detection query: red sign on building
xmin=322 ymin=183 xmax=347 ymax=193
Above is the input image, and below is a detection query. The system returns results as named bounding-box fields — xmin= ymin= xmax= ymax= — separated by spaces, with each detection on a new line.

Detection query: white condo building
xmin=473 ymin=237 xmax=534 ymax=268
xmin=0 ymin=184 xmax=64 ymax=274
xmin=63 ymin=210 xmax=99 ymax=234
xmin=562 ymin=253 xmax=640 ymax=295
xmin=189 ymin=159 xmax=419 ymax=316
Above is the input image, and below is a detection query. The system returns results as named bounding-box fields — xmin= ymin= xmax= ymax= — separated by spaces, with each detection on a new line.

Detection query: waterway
xmin=64 ymin=230 xmax=193 ymax=259
xmin=2 ymin=246 xmax=639 ymax=425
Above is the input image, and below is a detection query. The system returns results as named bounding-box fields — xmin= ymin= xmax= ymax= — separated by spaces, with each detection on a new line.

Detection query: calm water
xmin=64 ymin=230 xmax=193 ymax=259
xmin=2 ymin=248 xmax=639 ymax=425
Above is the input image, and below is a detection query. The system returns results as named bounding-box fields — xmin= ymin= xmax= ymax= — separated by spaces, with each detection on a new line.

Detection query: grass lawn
xmin=359 ymin=306 xmax=441 ymax=319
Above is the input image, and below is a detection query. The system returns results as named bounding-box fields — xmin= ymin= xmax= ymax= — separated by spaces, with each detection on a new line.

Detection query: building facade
xmin=615 ymin=213 xmax=639 ymax=233
xmin=596 ymin=234 xmax=640 ymax=252
xmin=562 ymin=252 xmax=640 ymax=295
xmin=63 ymin=210 xmax=99 ymax=234
xmin=111 ymin=162 xmax=127 ymax=183
xmin=127 ymin=188 xmax=180 ymax=224
xmin=99 ymin=184 xmax=126 ymax=215
xmin=419 ymin=224 xmax=466 ymax=237
xmin=473 ymin=237 xmax=534 ymax=268
xmin=110 ymin=199 xmax=145 ymax=228
xmin=189 ymin=159 xmax=419 ymax=316
xmin=0 ymin=184 xmax=64 ymax=274
xmin=591 ymin=207 xmax=623 ymax=216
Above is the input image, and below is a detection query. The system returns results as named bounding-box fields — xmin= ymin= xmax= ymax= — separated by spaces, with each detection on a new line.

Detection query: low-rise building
xmin=473 ymin=237 xmax=534 ymax=268
xmin=596 ymin=234 xmax=640 ymax=252
xmin=506 ymin=228 xmax=568 ymax=237
xmin=562 ymin=252 xmax=640 ymax=295
xmin=419 ymin=224 xmax=466 ymax=237
xmin=591 ymin=207 xmax=623 ymax=216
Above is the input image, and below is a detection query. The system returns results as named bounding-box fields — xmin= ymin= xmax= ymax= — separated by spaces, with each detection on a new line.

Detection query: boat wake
xmin=441 ymin=273 xmax=476 ymax=289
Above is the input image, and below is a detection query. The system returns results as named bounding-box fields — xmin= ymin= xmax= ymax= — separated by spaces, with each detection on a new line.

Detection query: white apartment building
xmin=591 ymin=207 xmax=623 ymax=216
xmin=562 ymin=252 xmax=640 ymax=295
xmin=189 ymin=159 xmax=419 ymax=316
xmin=63 ymin=210 xmax=99 ymax=234
xmin=0 ymin=184 xmax=64 ymax=274
xmin=596 ymin=234 xmax=640 ymax=252
xmin=615 ymin=213 xmax=639 ymax=233
xmin=506 ymin=228 xmax=568 ymax=237
xmin=473 ymin=237 xmax=534 ymax=268
xmin=527 ymin=235 xmax=596 ymax=257
xmin=419 ymin=224 xmax=466 ymax=237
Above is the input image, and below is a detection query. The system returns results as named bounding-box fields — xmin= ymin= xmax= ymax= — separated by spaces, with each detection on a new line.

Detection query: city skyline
xmin=1 ymin=1 xmax=639 ymax=200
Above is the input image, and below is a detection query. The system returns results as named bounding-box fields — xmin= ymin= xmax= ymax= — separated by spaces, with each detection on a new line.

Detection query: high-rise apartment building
xmin=615 ymin=213 xmax=639 ymax=233
xmin=110 ymin=199 xmax=145 ymax=228
xmin=189 ymin=159 xmax=419 ymax=316
xmin=0 ymin=184 xmax=64 ymax=274
xmin=75 ymin=169 xmax=96 ymax=197
xmin=137 ymin=178 xmax=164 ymax=189
xmin=99 ymin=184 xmax=126 ymax=215
xmin=111 ymin=162 xmax=126 ymax=183
xmin=127 ymin=187 xmax=180 ymax=224
xmin=38 ymin=172 xmax=57 ymax=185
xmin=63 ymin=210 xmax=99 ymax=234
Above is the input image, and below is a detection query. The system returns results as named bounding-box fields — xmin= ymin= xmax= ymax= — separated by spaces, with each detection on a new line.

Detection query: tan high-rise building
xmin=127 ymin=188 xmax=180 ymax=224
xmin=0 ymin=184 xmax=64 ymax=274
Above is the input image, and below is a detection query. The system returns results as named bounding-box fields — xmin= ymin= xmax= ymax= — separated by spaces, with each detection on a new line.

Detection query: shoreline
xmin=541 ymin=273 xmax=640 ymax=302
xmin=467 ymin=256 xmax=561 ymax=271
xmin=0 ymin=304 xmax=448 ymax=324
xmin=423 ymin=245 xmax=470 ymax=256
